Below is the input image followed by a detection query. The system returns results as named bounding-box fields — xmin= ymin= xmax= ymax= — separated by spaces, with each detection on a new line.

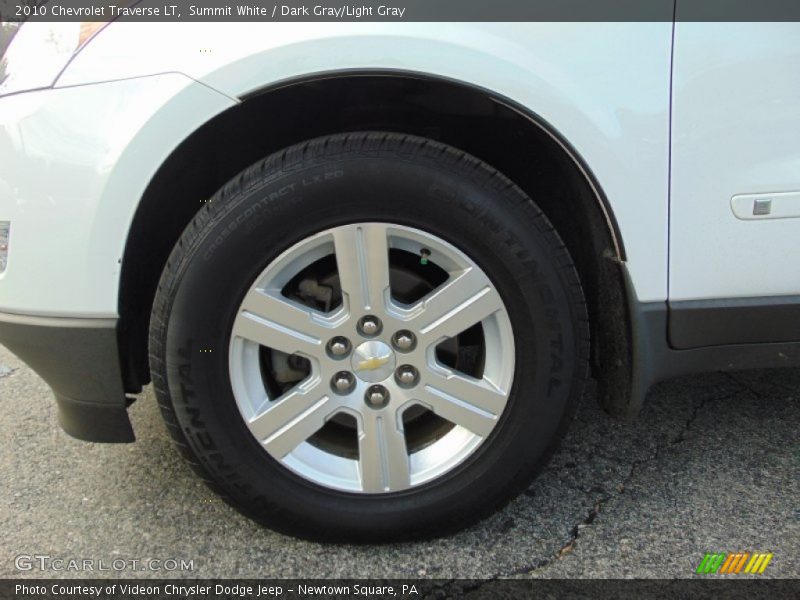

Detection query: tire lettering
xmin=186 ymin=406 xmax=205 ymax=429
xmin=534 ymin=283 xmax=566 ymax=398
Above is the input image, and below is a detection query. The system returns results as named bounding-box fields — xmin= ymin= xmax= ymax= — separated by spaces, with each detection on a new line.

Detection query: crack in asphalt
xmin=720 ymin=370 xmax=797 ymax=401
xmin=670 ymin=393 xmax=713 ymax=446
xmin=460 ymin=387 xmax=744 ymax=588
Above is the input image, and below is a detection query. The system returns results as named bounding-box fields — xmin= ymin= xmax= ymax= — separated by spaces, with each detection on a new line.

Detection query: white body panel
xmin=2 ymin=22 xmax=673 ymax=316
xmin=670 ymin=22 xmax=800 ymax=301
xmin=0 ymin=74 xmax=235 ymax=316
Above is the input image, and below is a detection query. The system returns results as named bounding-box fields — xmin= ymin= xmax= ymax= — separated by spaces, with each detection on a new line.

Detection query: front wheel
xmin=149 ymin=132 xmax=589 ymax=541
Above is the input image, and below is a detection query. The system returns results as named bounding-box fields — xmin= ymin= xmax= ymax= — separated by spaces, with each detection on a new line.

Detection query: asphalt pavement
xmin=1 ymin=343 xmax=798 ymax=579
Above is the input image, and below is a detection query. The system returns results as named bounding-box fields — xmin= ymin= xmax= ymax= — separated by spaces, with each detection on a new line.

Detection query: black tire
xmin=149 ymin=132 xmax=589 ymax=542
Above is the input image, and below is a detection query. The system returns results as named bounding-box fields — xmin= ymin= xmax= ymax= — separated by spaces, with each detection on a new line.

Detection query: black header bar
xmin=4 ymin=0 xmax=800 ymax=23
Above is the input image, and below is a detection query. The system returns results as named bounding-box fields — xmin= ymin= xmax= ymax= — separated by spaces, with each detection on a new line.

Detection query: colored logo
xmin=357 ymin=355 xmax=391 ymax=371
xmin=696 ymin=552 xmax=773 ymax=575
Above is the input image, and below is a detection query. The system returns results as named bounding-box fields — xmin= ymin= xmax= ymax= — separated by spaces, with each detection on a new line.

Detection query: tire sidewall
xmin=159 ymin=144 xmax=584 ymax=539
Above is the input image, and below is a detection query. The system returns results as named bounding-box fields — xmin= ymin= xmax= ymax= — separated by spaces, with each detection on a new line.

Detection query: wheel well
xmin=119 ymin=73 xmax=632 ymax=414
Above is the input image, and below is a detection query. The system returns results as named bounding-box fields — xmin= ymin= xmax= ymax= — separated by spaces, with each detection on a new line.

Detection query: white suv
xmin=1 ymin=18 xmax=799 ymax=541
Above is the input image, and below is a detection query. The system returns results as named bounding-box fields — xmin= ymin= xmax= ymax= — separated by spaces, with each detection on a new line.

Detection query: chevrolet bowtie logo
xmin=357 ymin=356 xmax=391 ymax=371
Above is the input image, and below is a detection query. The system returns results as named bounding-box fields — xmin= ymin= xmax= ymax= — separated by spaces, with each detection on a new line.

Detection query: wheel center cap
xmin=351 ymin=340 xmax=396 ymax=383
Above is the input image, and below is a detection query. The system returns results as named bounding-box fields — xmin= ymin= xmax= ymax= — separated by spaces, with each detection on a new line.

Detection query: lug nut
xmin=365 ymin=385 xmax=390 ymax=408
xmin=358 ymin=315 xmax=382 ymax=337
xmin=331 ymin=371 xmax=355 ymax=395
xmin=392 ymin=330 xmax=416 ymax=352
xmin=395 ymin=365 xmax=419 ymax=388
xmin=327 ymin=336 xmax=351 ymax=358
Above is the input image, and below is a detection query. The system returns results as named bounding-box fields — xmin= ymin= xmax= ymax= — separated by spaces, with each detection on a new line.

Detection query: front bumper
xmin=0 ymin=311 xmax=133 ymax=442
xmin=0 ymin=75 xmax=235 ymax=442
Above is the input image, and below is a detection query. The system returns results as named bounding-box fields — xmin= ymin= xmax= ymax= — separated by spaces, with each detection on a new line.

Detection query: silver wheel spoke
xmin=358 ymin=410 xmax=411 ymax=492
xmin=415 ymin=267 xmax=504 ymax=343
xmin=417 ymin=374 xmax=506 ymax=437
xmin=333 ymin=223 xmax=392 ymax=314
xmin=249 ymin=381 xmax=334 ymax=458
xmin=232 ymin=289 xmax=325 ymax=356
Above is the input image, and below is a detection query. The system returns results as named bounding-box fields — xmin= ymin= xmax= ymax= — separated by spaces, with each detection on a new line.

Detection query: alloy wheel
xmin=228 ymin=223 xmax=515 ymax=493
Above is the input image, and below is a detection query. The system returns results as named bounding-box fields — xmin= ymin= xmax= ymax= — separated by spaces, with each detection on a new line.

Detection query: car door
xmin=669 ymin=21 xmax=800 ymax=347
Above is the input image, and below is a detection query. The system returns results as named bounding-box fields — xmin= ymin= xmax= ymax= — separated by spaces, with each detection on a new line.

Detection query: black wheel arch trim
xmin=237 ymin=67 xmax=627 ymax=261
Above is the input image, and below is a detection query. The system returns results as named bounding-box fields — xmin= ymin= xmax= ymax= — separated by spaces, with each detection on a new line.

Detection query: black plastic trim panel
xmin=0 ymin=312 xmax=134 ymax=442
xmin=669 ymin=295 xmax=800 ymax=349
xmin=625 ymin=300 xmax=800 ymax=418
